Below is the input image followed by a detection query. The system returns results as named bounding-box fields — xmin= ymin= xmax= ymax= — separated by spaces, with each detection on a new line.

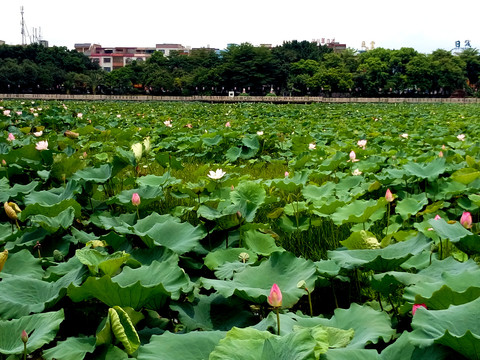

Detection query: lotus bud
xmin=412 ymin=303 xmax=427 ymax=316
xmin=238 ymin=252 xmax=250 ymax=263
xmin=460 ymin=211 xmax=472 ymax=229
xmin=385 ymin=189 xmax=394 ymax=202
xmin=267 ymin=283 xmax=282 ymax=307
xmin=21 ymin=330 xmax=28 ymax=344
xmin=285 ymin=171 xmax=289 ymax=177
xmin=53 ymin=250 xmax=64 ymax=262
xmin=132 ymin=193 xmax=141 ymax=207
xmin=434 ymin=214 xmax=441 ymax=220
xmin=438 ymin=151 xmax=443 ymax=158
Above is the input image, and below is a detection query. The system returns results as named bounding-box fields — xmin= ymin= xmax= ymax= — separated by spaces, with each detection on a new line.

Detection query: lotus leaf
xmin=202 ymin=251 xmax=316 ymax=307
xmin=42 ymin=336 xmax=96 ymax=360
xmin=410 ymin=297 xmax=480 ymax=359
xmin=0 ymin=310 xmax=64 ymax=355
xmin=72 ymin=163 xmax=112 ymax=182
xmin=133 ymin=212 xmax=205 ymax=253
xmin=170 ymin=293 xmax=257 ymax=331
xmin=137 ymin=330 xmax=226 ymax=360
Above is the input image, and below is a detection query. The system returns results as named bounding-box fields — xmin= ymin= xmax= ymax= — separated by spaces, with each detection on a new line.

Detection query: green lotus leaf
xmin=0 ymin=268 xmax=83 ymax=318
xmin=230 ymin=181 xmax=266 ymax=222
xmin=328 ymin=233 xmax=430 ymax=271
xmin=133 ymin=212 xmax=205 ymax=253
xmin=130 ymin=246 xmax=179 ymax=266
xmin=112 ymin=259 xmax=192 ymax=301
xmin=75 ymin=248 xmax=130 ymax=276
xmin=135 ymin=172 xmax=181 ymax=188
xmin=170 ymin=293 xmax=257 ymax=331
xmin=30 ymin=206 xmax=75 ymax=233
xmin=42 ymin=336 xmax=96 ymax=360
xmin=380 ymin=331 xmax=456 ymax=360
xmin=0 ymin=249 xmax=43 ymax=279
xmin=311 ymin=197 xmax=346 ymax=217
xmin=209 ymin=327 xmax=275 ymax=360
xmin=256 ymin=304 xmax=393 ymax=350
xmin=404 ymin=157 xmax=446 ymax=181
xmin=451 ymin=167 xmax=480 ymax=184
xmin=23 ymin=181 xmax=80 ymax=205
xmin=243 ymin=229 xmax=283 ymax=256
xmin=427 ymin=217 xmax=480 ymax=255
xmin=410 ymin=297 xmax=480 ymax=359
xmin=204 ymin=248 xmax=258 ymax=270
xmin=68 ymin=275 xmax=167 ymax=310
xmin=104 ymin=345 xmax=129 ymax=360
xmin=226 ymin=146 xmax=242 ymax=162
xmin=0 ymin=309 xmax=64 ymax=355
xmin=72 ymin=164 xmax=112 ymax=182
xmin=395 ymin=193 xmax=428 ymax=220
xmin=315 ymin=260 xmax=342 ymax=279
xmin=242 ymin=134 xmax=260 ymax=150
xmin=202 ymin=134 xmax=223 ymax=146
xmin=302 ymin=182 xmax=336 ymax=202
xmin=202 ymin=251 xmax=317 ymax=308
xmin=331 ymin=198 xmax=386 ymax=225
xmin=320 ymin=349 xmax=381 ymax=359
xmin=137 ymin=330 xmax=226 ymax=360
xmin=20 ymin=198 xmax=82 ymax=221
xmin=90 ymin=212 xmax=136 ymax=234
xmin=0 ymin=180 xmax=39 ymax=202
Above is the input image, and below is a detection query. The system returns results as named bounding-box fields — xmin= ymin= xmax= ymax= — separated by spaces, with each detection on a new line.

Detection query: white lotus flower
xmin=33 ymin=131 xmax=43 ymax=137
xmin=308 ymin=143 xmax=316 ymax=150
xmin=35 ymin=140 xmax=49 ymax=151
xmin=164 ymin=120 xmax=172 ymax=127
xmin=401 ymin=133 xmax=409 ymax=139
xmin=257 ymin=131 xmax=264 ymax=136
xmin=352 ymin=168 xmax=362 ymax=176
xmin=131 ymin=142 xmax=143 ymax=161
xmin=457 ymin=134 xmax=465 ymax=141
xmin=207 ymin=169 xmax=226 ymax=180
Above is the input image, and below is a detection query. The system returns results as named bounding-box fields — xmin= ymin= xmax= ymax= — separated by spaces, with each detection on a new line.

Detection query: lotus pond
xmin=1 ymin=100 xmax=480 ymax=359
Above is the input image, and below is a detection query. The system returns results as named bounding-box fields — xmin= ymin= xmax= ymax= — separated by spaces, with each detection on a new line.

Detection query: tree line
xmin=1 ymin=41 xmax=479 ymax=97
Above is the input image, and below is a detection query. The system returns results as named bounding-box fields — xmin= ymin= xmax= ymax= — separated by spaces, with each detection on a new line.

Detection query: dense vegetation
xmin=1 ymin=100 xmax=480 ymax=359
xmin=1 ymin=41 xmax=480 ymax=97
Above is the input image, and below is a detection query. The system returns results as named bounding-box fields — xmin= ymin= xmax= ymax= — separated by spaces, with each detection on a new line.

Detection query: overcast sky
xmin=1 ymin=1 xmax=478 ymax=54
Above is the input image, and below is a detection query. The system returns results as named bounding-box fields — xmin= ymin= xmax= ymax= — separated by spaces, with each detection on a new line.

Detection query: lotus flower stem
xmin=377 ymin=292 xmax=384 ymax=311
xmin=385 ymin=203 xmax=391 ymax=237
xmin=331 ymin=280 xmax=339 ymax=308
xmin=275 ymin=307 xmax=280 ymax=335
xmin=307 ymin=288 xmax=313 ymax=316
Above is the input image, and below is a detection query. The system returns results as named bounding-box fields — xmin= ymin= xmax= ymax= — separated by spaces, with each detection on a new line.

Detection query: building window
xmin=92 ymin=58 xmax=100 ymax=64
xmin=103 ymin=58 xmax=111 ymax=63
xmin=103 ymin=67 xmax=111 ymax=72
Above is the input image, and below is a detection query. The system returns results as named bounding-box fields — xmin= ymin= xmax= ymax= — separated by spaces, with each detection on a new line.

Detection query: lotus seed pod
xmin=297 ymin=280 xmax=307 ymax=289
xmin=64 ymin=130 xmax=79 ymax=139
xmin=238 ymin=252 xmax=250 ymax=263
xmin=53 ymin=250 xmax=64 ymax=262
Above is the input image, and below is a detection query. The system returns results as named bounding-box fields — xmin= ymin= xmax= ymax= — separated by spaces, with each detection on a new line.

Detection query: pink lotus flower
xmin=357 ymin=139 xmax=367 ymax=149
xmin=460 ymin=211 xmax=472 ymax=229
xmin=225 ymin=121 xmax=231 ymax=128
xmin=285 ymin=171 xmax=289 ymax=177
xmin=16 ymin=111 xmax=22 ymax=116
xmin=267 ymin=283 xmax=282 ymax=307
xmin=7 ymin=133 xmax=15 ymax=142
xmin=442 ymin=144 xmax=446 ymax=150
xmin=434 ymin=214 xmax=441 ymax=220
xmin=385 ymin=189 xmax=394 ymax=202
xmin=438 ymin=151 xmax=443 ymax=157
xmin=412 ymin=303 xmax=427 ymax=315
xmin=132 ymin=193 xmax=141 ymax=206
xmin=35 ymin=140 xmax=49 ymax=151
xmin=3 ymin=110 xmax=10 ymax=116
